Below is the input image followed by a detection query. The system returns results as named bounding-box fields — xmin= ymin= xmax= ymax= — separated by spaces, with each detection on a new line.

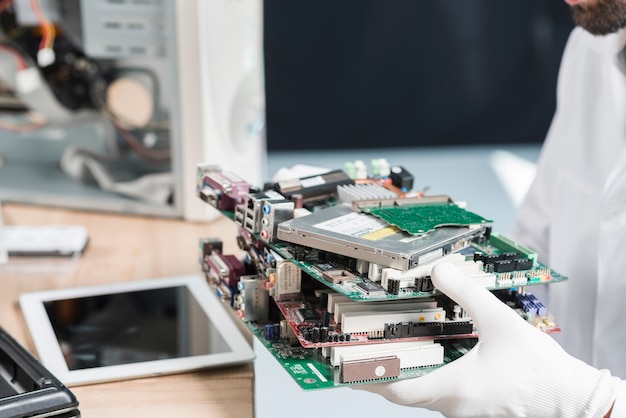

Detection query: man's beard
xmin=571 ymin=0 xmax=626 ymax=35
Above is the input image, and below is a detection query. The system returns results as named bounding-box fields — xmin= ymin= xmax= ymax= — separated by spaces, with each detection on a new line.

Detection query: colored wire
xmin=0 ymin=42 xmax=27 ymax=70
xmin=29 ymin=0 xmax=55 ymax=50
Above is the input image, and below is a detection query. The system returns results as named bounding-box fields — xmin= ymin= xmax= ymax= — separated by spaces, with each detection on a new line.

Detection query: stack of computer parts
xmin=195 ymin=160 xmax=567 ymax=390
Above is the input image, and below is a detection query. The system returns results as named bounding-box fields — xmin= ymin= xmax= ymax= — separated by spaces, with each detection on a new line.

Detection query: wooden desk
xmin=0 ymin=203 xmax=255 ymax=418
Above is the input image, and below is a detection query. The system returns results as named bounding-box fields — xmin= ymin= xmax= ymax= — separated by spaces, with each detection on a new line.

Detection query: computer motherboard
xmin=195 ymin=160 xmax=566 ymax=390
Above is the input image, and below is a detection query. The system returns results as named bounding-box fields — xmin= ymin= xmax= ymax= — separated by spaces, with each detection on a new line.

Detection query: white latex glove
xmin=355 ymin=263 xmax=622 ymax=418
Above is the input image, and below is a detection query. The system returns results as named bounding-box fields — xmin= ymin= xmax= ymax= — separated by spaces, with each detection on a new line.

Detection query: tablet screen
xmin=20 ymin=275 xmax=255 ymax=386
xmin=44 ymin=285 xmax=229 ymax=370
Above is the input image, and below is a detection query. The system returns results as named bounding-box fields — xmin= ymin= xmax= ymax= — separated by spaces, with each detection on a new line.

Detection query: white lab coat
xmin=512 ymin=27 xmax=626 ymax=379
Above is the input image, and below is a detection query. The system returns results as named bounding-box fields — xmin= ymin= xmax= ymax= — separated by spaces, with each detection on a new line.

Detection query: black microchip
xmin=296 ymin=308 xmax=321 ymax=323
xmin=315 ymin=263 xmax=335 ymax=272
xmin=356 ymin=281 xmax=385 ymax=295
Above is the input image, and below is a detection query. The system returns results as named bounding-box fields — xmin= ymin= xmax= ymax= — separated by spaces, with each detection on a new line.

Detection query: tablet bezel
xmin=19 ymin=275 xmax=255 ymax=386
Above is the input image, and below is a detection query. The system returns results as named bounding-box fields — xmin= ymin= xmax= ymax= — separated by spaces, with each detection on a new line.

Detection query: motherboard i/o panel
xmin=195 ymin=161 xmax=567 ymax=389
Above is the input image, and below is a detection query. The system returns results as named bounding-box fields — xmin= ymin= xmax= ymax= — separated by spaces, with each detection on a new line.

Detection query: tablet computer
xmin=19 ymin=275 xmax=255 ymax=386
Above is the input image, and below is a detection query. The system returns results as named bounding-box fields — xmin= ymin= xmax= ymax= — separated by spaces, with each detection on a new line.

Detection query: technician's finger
xmin=431 ymin=263 xmax=521 ymax=332
xmin=353 ymin=347 xmax=477 ymax=408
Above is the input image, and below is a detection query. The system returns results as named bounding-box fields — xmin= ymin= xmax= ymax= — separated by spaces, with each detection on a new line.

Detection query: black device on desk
xmin=0 ymin=326 xmax=80 ymax=418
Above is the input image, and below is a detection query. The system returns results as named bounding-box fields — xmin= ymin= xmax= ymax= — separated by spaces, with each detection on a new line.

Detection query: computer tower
xmin=0 ymin=0 xmax=266 ymax=220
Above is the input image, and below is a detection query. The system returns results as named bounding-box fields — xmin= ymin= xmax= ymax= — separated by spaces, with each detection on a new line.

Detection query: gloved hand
xmin=354 ymin=263 xmax=622 ymax=417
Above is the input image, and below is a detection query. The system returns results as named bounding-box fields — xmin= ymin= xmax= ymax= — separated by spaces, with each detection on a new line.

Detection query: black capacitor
xmin=319 ymin=292 xmax=328 ymax=307
xmin=323 ymin=312 xmax=331 ymax=327
xmin=311 ymin=327 xmax=320 ymax=343
xmin=320 ymin=327 xmax=329 ymax=342
xmin=272 ymin=323 xmax=281 ymax=340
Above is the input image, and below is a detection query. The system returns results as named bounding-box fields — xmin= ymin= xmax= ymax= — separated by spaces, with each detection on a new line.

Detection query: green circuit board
xmin=267 ymin=234 xmax=567 ymax=302
xmin=249 ymin=322 xmax=476 ymax=390
xmin=197 ymin=163 xmax=569 ymax=392
xmin=361 ymin=202 xmax=492 ymax=235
